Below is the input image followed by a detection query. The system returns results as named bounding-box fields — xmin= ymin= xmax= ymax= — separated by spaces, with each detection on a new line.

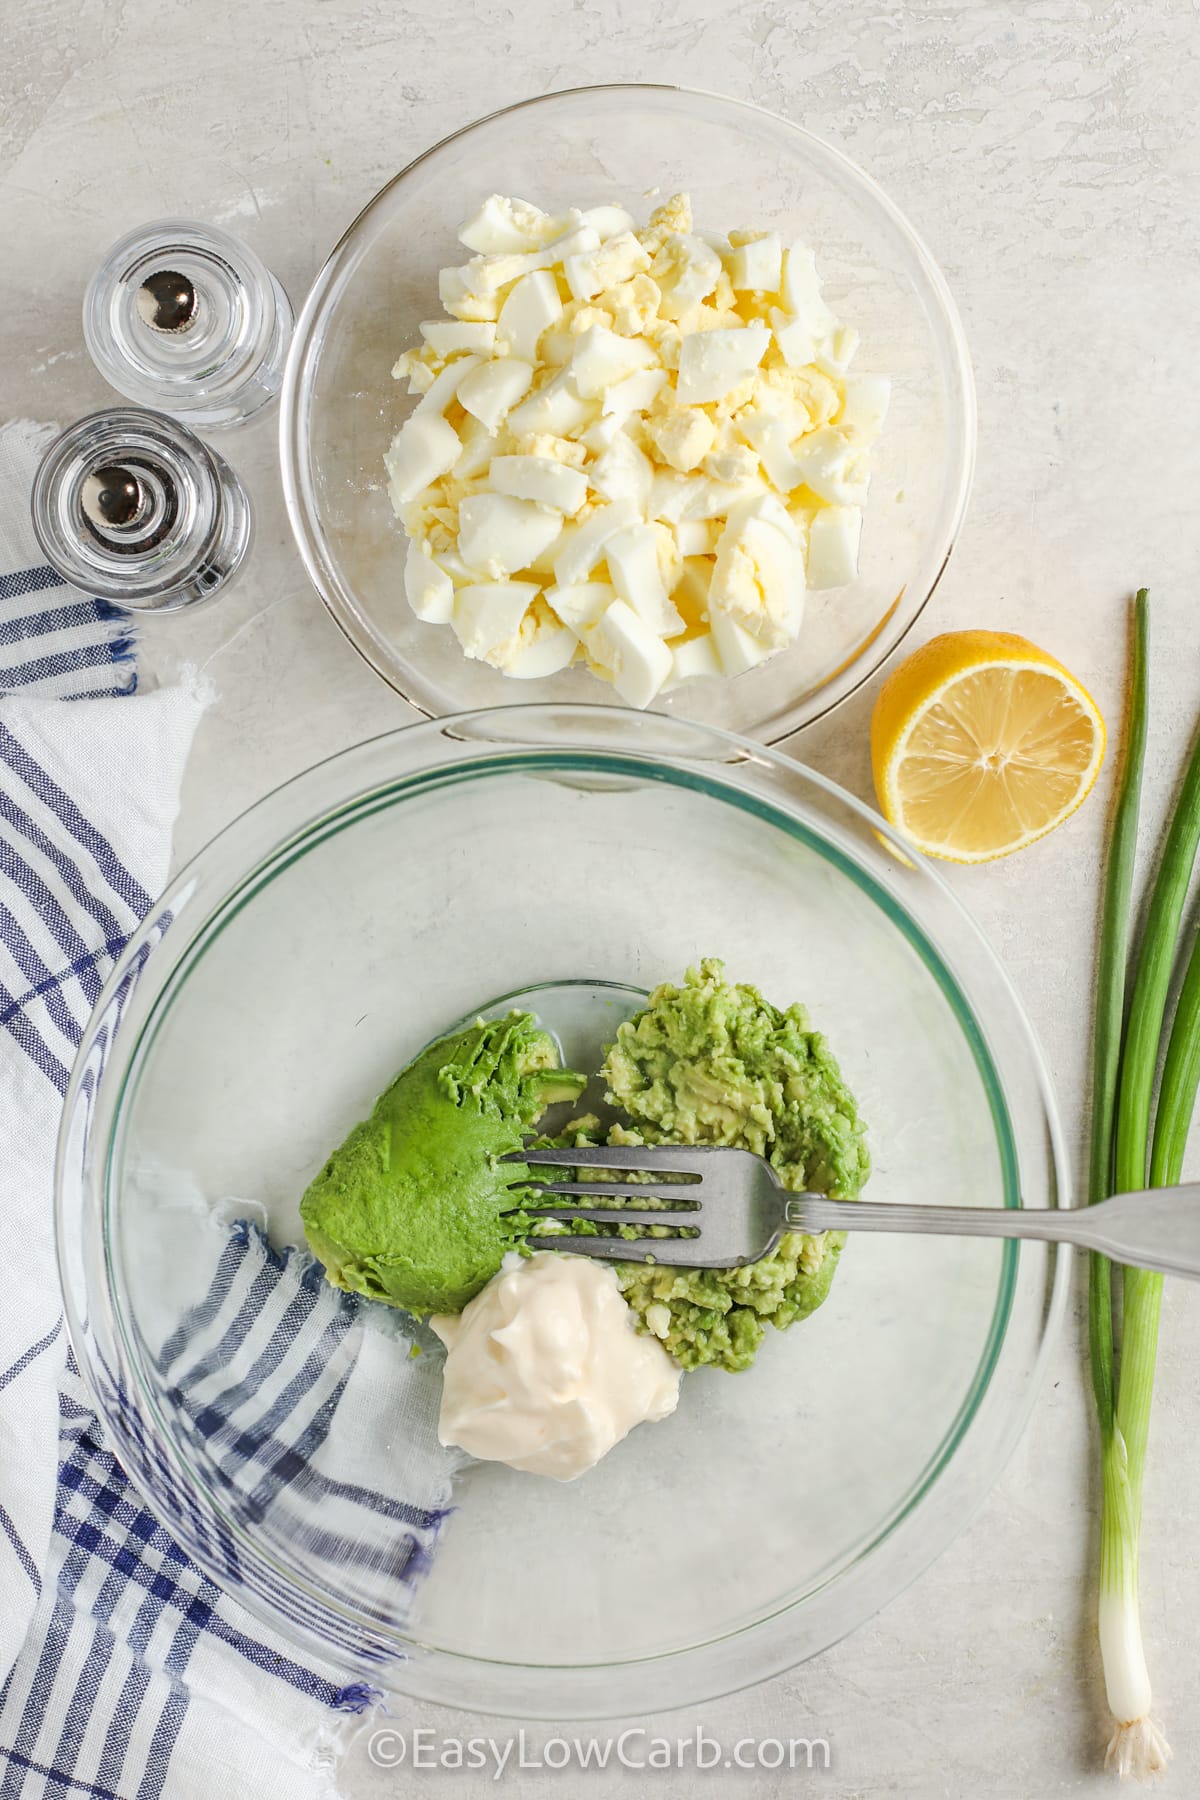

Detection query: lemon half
xmin=871 ymin=630 xmax=1106 ymax=863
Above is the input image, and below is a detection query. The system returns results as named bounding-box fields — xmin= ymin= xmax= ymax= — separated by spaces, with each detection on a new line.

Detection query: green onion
xmin=1087 ymin=592 xmax=1149 ymax=1439
xmin=1091 ymin=588 xmax=1200 ymax=1776
xmin=1150 ymin=918 xmax=1200 ymax=1191
xmin=1089 ymin=594 xmax=1156 ymax=1773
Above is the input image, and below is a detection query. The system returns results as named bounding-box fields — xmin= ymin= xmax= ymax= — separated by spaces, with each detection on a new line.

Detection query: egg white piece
xmin=419 ymin=320 xmax=497 ymax=357
xmin=553 ymin=499 xmax=640 ymax=587
xmin=588 ymin=600 xmax=673 ymax=708
xmin=457 ymin=194 xmax=562 ymax=254
xmin=806 ymin=504 xmax=863 ymax=589
xmin=458 ymin=493 xmax=564 ymax=579
xmin=580 ymin=203 xmax=637 ymax=241
xmin=413 ymin=354 xmax=481 ymax=417
xmin=570 ymin=326 xmax=659 ymax=399
xmin=385 ymin=413 xmax=462 ymax=505
xmin=598 ymin=367 xmax=668 ymax=421
xmin=674 ymin=326 xmax=770 ymax=404
xmin=452 ymin=414 xmax=497 ymax=480
xmin=432 ymin=547 xmax=475 ymax=585
xmin=735 ymin=404 xmax=806 ymax=492
xmin=663 ymin=630 xmax=723 ymax=690
xmin=497 ymin=271 xmax=563 ymax=363
xmin=588 ymin=432 xmax=655 ymax=510
xmin=499 ymin=613 xmax=578 ymax=678
xmin=789 ymin=427 xmax=871 ymax=507
xmin=563 ymin=232 xmax=650 ymax=302
xmin=452 ymin=581 xmax=542 ymax=660
xmin=839 ymin=375 xmax=892 ymax=441
xmin=604 ymin=524 xmax=685 ymax=638
xmin=710 ymin=496 xmax=806 ymax=649
xmin=438 ymin=264 xmax=500 ymax=321
xmin=544 ymin=579 xmax=616 ymax=634
xmin=781 ymin=242 xmax=837 ymax=339
xmin=728 ymin=232 xmax=782 ymax=294
xmin=404 ymin=538 xmax=455 ymax=624
xmin=457 ymin=359 xmax=534 ymax=432
xmin=652 ymin=233 xmax=722 ymax=319
xmin=488 ymin=455 xmax=589 ymax=515
xmin=506 ymin=369 xmax=597 ymax=437
xmin=710 ymin=606 xmax=774 ymax=676
xmin=769 ymin=309 xmax=820 ymax=371
xmin=673 ymin=517 xmax=718 ymax=556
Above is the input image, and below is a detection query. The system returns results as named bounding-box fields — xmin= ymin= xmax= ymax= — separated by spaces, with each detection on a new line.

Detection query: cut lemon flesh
xmin=871 ymin=632 xmax=1106 ymax=863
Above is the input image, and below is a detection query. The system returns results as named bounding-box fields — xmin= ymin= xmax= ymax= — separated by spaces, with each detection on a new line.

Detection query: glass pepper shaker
xmin=30 ymin=408 xmax=252 ymax=612
xmin=82 ymin=220 xmax=293 ymax=429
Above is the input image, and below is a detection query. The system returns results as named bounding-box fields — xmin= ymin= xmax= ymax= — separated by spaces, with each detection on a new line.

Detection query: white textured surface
xmin=5 ymin=2 xmax=1200 ymax=1793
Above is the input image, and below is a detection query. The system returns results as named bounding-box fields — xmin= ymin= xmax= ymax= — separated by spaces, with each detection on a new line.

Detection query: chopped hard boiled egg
xmin=404 ymin=539 xmax=455 ymax=623
xmin=499 ymin=606 xmax=578 ymax=678
xmin=674 ymin=326 xmax=770 ymax=405
xmin=605 ymin=524 xmax=685 ymax=638
xmin=806 ymin=505 xmax=863 ymax=589
xmin=589 ymin=432 xmax=655 ymax=509
xmin=506 ymin=369 xmax=596 ymax=437
xmin=497 ymin=271 xmax=562 ymax=362
xmin=664 ymin=630 xmax=723 ymax=690
xmin=457 ymin=195 xmax=563 ymax=255
xmin=588 ymin=599 xmax=673 ymax=708
xmin=420 ymin=319 xmax=496 ymax=357
xmin=710 ymin=606 xmax=774 ymax=677
xmin=727 ymin=231 xmax=782 ymax=294
xmin=709 ymin=496 xmax=805 ymax=651
xmin=489 ymin=454 xmax=589 ymax=515
xmin=839 ymin=374 xmax=891 ymax=441
xmin=554 ymin=499 xmax=639 ymax=587
xmin=384 ymin=191 xmax=889 ymax=707
xmin=570 ymin=325 xmax=659 ymax=398
xmin=458 ymin=493 xmax=563 ymax=579
xmin=385 ymin=414 xmax=461 ymax=505
xmin=457 ymin=358 xmax=533 ymax=431
xmin=452 ymin=581 xmax=541 ymax=661
xmin=545 ymin=579 xmax=616 ymax=633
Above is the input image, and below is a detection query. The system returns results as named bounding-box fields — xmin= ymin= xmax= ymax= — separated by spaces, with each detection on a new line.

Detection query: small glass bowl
xmin=280 ymin=85 xmax=975 ymax=741
xmin=58 ymin=706 xmax=1065 ymax=1720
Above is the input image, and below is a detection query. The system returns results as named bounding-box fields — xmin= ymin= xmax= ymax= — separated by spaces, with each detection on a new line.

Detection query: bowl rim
xmin=278 ymin=82 xmax=977 ymax=744
xmin=57 ymin=703 xmax=1066 ymax=1719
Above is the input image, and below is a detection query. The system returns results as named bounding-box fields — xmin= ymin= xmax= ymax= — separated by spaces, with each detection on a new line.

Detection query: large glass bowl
xmin=280 ymin=85 xmax=975 ymax=742
xmin=57 ymin=707 xmax=1065 ymax=1719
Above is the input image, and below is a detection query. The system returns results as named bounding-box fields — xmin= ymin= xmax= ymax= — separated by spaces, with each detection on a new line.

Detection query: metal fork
xmin=505 ymin=1145 xmax=1200 ymax=1279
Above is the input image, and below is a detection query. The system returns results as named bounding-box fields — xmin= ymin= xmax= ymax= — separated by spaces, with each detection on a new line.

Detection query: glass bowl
xmin=58 ymin=706 xmax=1065 ymax=1719
xmin=280 ymin=85 xmax=976 ymax=742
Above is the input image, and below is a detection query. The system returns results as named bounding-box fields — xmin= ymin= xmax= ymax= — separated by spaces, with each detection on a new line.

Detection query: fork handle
xmin=789 ymin=1185 xmax=1200 ymax=1280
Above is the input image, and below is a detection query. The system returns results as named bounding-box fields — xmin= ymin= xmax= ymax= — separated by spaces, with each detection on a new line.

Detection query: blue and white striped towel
xmin=0 ymin=423 xmax=453 ymax=1799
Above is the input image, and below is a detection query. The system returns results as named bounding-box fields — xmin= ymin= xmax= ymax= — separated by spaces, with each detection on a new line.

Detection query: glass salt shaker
xmin=83 ymin=220 xmax=293 ymax=429
xmin=30 ymin=408 xmax=252 ymax=612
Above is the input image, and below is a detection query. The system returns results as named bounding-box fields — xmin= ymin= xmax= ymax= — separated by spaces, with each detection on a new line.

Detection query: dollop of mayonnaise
xmin=430 ymin=1252 xmax=681 ymax=1480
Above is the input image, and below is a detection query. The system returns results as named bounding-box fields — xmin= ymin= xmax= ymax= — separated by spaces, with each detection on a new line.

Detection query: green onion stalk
xmin=1091 ymin=590 xmax=1200 ymax=1776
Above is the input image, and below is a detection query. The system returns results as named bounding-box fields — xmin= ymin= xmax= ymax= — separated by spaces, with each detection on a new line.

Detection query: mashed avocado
xmin=301 ymin=963 xmax=867 ymax=1374
xmin=596 ymin=959 xmax=869 ymax=1372
xmin=300 ymin=1014 xmax=585 ymax=1315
